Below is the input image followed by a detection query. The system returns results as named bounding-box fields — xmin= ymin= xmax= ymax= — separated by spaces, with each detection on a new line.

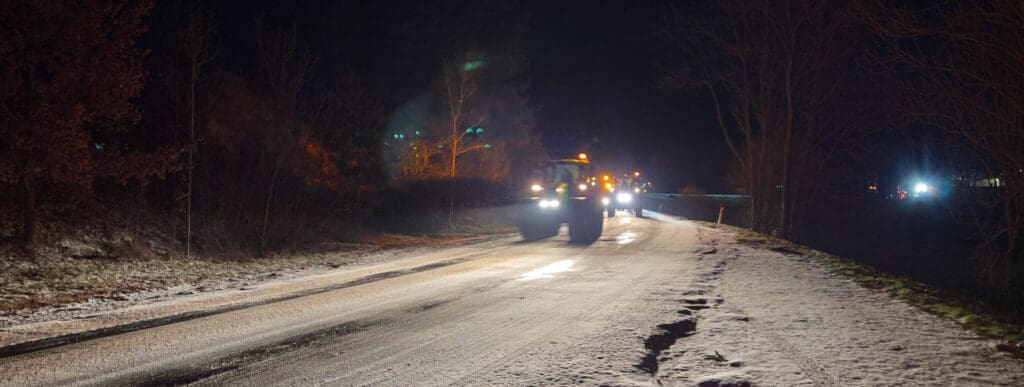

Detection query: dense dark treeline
xmin=0 ymin=0 xmax=544 ymax=256
xmin=662 ymin=0 xmax=1024 ymax=317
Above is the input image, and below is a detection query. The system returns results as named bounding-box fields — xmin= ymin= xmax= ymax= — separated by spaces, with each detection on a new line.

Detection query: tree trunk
xmin=779 ymin=33 xmax=795 ymax=238
xmin=259 ymin=156 xmax=282 ymax=256
xmin=20 ymin=175 xmax=36 ymax=249
xmin=450 ymin=136 xmax=458 ymax=178
xmin=187 ymin=67 xmax=197 ymax=259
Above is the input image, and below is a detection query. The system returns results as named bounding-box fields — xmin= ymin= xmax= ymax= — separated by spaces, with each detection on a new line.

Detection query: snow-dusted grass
xmin=701 ymin=221 xmax=1024 ymax=350
xmin=0 ymin=234 xmax=494 ymax=319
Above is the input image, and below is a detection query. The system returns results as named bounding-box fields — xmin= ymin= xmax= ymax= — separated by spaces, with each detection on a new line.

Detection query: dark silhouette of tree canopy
xmin=661 ymin=0 xmax=891 ymax=236
xmin=865 ymin=0 xmax=1024 ymax=255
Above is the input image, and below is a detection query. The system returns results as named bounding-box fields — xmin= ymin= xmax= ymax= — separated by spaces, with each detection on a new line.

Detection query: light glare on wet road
xmin=518 ymin=260 xmax=575 ymax=281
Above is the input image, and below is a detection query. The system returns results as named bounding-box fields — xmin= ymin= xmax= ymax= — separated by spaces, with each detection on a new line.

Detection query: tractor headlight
xmin=616 ymin=193 xmax=633 ymax=203
xmin=539 ymin=199 xmax=560 ymax=208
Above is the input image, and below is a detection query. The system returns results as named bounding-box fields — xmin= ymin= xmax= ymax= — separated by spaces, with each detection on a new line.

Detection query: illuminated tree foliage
xmin=0 ymin=0 xmax=539 ymax=255
xmin=0 ymin=0 xmax=176 ymax=245
xmin=384 ymin=67 xmax=544 ymax=186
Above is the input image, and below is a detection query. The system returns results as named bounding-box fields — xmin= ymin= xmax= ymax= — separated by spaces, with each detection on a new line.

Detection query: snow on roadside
xmin=655 ymin=225 xmax=1024 ymax=386
xmin=0 ymin=234 xmax=506 ymax=331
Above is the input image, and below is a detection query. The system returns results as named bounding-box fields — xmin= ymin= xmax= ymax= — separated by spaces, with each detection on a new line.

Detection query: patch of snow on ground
xmin=655 ymin=225 xmax=1024 ymax=386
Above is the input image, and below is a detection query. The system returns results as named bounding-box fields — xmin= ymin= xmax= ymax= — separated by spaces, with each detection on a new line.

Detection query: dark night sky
xmin=525 ymin=0 xmax=728 ymax=192
xmin=195 ymin=0 xmax=733 ymax=192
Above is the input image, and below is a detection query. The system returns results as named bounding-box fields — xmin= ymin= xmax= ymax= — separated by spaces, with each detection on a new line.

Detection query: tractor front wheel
xmin=569 ymin=208 xmax=603 ymax=244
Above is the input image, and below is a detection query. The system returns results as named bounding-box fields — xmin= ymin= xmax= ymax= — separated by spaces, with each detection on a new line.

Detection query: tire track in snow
xmin=697 ymin=225 xmax=839 ymax=385
xmin=744 ymin=315 xmax=839 ymax=386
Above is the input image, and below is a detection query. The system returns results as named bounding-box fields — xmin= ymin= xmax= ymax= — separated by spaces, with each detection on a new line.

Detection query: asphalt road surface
xmin=2 ymin=212 xmax=1021 ymax=386
xmin=2 ymin=214 xmax=707 ymax=386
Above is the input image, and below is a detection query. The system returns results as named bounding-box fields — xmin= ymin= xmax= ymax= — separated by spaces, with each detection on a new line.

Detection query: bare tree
xmin=179 ymin=1 xmax=215 ymax=258
xmin=661 ymin=0 xmax=885 ymax=236
xmin=254 ymin=22 xmax=317 ymax=255
xmin=441 ymin=53 xmax=488 ymax=178
xmin=864 ymin=0 xmax=1024 ymax=254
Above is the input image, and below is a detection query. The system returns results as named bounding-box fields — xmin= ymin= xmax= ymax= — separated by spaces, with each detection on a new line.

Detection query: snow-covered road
xmin=0 ymin=212 xmax=1020 ymax=386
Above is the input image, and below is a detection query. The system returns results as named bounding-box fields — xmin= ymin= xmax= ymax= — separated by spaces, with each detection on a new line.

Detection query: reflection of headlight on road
xmin=539 ymin=199 xmax=560 ymax=208
xmin=601 ymin=197 xmax=610 ymax=206
xmin=531 ymin=184 xmax=543 ymax=192
xmin=616 ymin=193 xmax=633 ymax=203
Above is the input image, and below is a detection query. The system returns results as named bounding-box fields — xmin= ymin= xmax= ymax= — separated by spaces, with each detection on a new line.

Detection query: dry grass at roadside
xmin=0 ymin=233 xmax=496 ymax=316
xmin=698 ymin=221 xmax=1024 ymax=353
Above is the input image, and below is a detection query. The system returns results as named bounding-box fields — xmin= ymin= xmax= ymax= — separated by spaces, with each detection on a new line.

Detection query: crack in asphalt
xmin=0 ymin=250 xmax=495 ymax=359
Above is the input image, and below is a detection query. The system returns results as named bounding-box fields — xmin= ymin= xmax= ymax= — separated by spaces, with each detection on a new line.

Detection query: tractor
xmin=519 ymin=153 xmax=604 ymax=244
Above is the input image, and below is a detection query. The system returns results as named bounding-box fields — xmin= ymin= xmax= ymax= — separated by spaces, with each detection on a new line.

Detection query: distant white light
xmin=531 ymin=184 xmax=543 ymax=192
xmin=578 ymin=183 xmax=588 ymax=191
xmin=601 ymin=197 xmax=610 ymax=206
xmin=914 ymin=183 xmax=929 ymax=193
xmin=616 ymin=193 xmax=633 ymax=203
xmin=539 ymin=199 xmax=560 ymax=208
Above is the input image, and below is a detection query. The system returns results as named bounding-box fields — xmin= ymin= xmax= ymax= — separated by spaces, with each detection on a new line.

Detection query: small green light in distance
xmin=463 ymin=60 xmax=485 ymax=72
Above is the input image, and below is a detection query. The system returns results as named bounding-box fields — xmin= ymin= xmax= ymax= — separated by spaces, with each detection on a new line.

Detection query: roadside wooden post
xmin=717 ymin=206 xmax=724 ymax=225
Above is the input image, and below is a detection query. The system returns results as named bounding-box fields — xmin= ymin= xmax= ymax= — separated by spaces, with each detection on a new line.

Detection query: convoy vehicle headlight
xmin=601 ymin=197 xmax=610 ymax=206
xmin=539 ymin=199 xmax=560 ymax=208
xmin=616 ymin=193 xmax=633 ymax=203
xmin=531 ymin=184 xmax=543 ymax=192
